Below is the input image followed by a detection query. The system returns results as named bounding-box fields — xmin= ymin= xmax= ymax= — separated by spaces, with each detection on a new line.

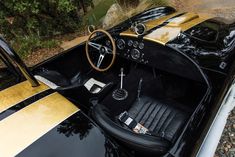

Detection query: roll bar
xmin=0 ymin=37 xmax=40 ymax=87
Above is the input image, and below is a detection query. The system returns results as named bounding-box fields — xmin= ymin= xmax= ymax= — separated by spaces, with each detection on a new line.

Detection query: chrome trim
xmin=0 ymin=37 xmax=39 ymax=87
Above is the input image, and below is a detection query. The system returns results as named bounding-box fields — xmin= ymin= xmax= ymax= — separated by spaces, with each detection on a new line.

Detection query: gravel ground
xmin=215 ymin=109 xmax=235 ymax=157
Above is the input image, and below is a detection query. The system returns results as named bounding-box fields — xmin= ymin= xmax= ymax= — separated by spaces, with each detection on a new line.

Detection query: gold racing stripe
xmin=144 ymin=13 xmax=212 ymax=45
xmin=0 ymin=92 xmax=79 ymax=157
xmin=120 ymin=12 xmax=212 ymax=45
xmin=0 ymin=81 xmax=49 ymax=114
xmin=120 ymin=12 xmax=183 ymax=38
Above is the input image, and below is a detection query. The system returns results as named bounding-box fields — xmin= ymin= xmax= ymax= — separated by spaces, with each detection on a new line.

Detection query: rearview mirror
xmin=88 ymin=25 xmax=96 ymax=34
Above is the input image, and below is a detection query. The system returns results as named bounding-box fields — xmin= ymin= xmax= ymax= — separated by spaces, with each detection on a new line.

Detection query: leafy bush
xmin=12 ymin=35 xmax=58 ymax=57
xmin=0 ymin=0 xmax=94 ymax=57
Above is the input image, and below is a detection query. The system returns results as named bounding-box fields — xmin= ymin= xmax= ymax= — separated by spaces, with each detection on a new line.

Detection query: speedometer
xmin=131 ymin=49 xmax=141 ymax=60
xmin=117 ymin=39 xmax=125 ymax=50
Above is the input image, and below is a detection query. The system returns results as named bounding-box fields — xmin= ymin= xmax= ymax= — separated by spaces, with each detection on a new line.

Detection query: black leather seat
xmin=128 ymin=96 xmax=187 ymax=143
xmin=93 ymin=96 xmax=189 ymax=154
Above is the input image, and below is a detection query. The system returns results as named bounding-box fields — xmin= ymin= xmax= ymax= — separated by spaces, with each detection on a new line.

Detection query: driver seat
xmin=92 ymin=96 xmax=189 ymax=154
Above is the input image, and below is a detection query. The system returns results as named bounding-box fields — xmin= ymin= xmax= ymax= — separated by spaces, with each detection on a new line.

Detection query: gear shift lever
xmin=112 ymin=68 xmax=128 ymax=100
xmin=120 ymin=68 xmax=125 ymax=89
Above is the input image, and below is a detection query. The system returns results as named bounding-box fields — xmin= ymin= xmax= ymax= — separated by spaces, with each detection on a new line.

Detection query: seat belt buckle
xmin=118 ymin=111 xmax=134 ymax=126
xmin=118 ymin=111 xmax=149 ymax=134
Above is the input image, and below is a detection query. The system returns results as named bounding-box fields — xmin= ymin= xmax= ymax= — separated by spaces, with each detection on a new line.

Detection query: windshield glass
xmin=86 ymin=0 xmax=168 ymax=29
xmin=0 ymin=0 xmax=234 ymax=68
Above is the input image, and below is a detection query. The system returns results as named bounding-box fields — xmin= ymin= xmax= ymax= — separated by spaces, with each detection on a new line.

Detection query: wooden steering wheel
xmin=85 ymin=29 xmax=116 ymax=72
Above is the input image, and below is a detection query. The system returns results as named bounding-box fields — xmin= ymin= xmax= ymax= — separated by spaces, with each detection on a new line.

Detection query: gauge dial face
xmin=128 ymin=40 xmax=133 ymax=46
xmin=139 ymin=42 xmax=144 ymax=49
xmin=133 ymin=41 xmax=138 ymax=48
xmin=117 ymin=39 xmax=125 ymax=50
xmin=131 ymin=49 xmax=141 ymax=60
xmin=135 ymin=23 xmax=146 ymax=35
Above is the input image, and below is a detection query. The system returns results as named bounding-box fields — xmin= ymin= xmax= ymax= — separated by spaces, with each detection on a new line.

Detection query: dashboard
xmin=105 ymin=36 xmax=149 ymax=64
xmin=104 ymin=35 xmax=205 ymax=82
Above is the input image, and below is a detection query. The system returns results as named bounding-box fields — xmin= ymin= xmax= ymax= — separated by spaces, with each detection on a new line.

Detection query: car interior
xmin=32 ymin=28 xmax=210 ymax=155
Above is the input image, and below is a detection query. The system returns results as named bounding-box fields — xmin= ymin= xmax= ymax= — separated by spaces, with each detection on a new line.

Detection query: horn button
xmin=99 ymin=46 xmax=107 ymax=55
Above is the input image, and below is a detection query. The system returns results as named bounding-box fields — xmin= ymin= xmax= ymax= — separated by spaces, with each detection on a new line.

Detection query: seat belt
xmin=118 ymin=111 xmax=165 ymax=138
xmin=118 ymin=111 xmax=149 ymax=135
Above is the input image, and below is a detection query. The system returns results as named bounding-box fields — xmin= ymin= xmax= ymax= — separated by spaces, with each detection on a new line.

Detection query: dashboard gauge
xmin=128 ymin=40 xmax=133 ymax=46
xmin=106 ymin=40 xmax=111 ymax=46
xmin=117 ymin=39 xmax=125 ymax=50
xmin=131 ymin=49 xmax=141 ymax=60
xmin=133 ymin=41 xmax=138 ymax=48
xmin=139 ymin=42 xmax=145 ymax=49
xmin=134 ymin=23 xmax=147 ymax=35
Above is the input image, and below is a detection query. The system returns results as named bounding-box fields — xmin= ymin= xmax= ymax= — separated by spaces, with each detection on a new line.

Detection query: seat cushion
xmin=92 ymin=96 xmax=189 ymax=154
xmin=128 ymin=96 xmax=188 ymax=143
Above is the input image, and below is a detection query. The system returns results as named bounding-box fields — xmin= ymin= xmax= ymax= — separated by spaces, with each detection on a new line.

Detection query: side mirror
xmin=88 ymin=25 xmax=96 ymax=34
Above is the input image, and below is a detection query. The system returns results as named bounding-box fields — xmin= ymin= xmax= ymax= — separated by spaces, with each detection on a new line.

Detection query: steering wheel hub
xmin=99 ymin=46 xmax=106 ymax=55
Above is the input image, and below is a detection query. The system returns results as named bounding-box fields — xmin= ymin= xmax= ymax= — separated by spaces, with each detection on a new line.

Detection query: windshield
xmin=86 ymin=0 xmax=169 ymax=29
xmin=0 ymin=0 xmax=234 ymax=68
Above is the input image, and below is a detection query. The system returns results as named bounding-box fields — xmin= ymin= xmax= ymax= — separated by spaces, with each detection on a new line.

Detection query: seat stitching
xmin=148 ymin=103 xmax=163 ymax=131
xmin=150 ymin=104 xmax=167 ymax=131
xmin=152 ymin=106 xmax=168 ymax=132
xmin=159 ymin=110 xmax=176 ymax=135
xmin=138 ymin=101 xmax=152 ymax=122
xmin=144 ymin=102 xmax=160 ymax=128
xmin=155 ymin=108 xmax=172 ymax=133
xmin=143 ymin=102 xmax=158 ymax=128
xmin=140 ymin=101 xmax=155 ymax=125
xmin=133 ymin=99 xmax=149 ymax=119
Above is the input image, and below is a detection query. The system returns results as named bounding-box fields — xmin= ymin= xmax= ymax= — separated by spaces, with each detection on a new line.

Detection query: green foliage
xmin=0 ymin=0 xmax=168 ymax=57
xmin=12 ymin=34 xmax=58 ymax=57
xmin=0 ymin=0 xmax=94 ymax=57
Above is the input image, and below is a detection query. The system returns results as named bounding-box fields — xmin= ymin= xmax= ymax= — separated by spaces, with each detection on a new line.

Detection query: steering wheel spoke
xmin=97 ymin=54 xmax=105 ymax=68
xmin=88 ymin=41 xmax=102 ymax=50
xmin=106 ymin=47 xmax=113 ymax=54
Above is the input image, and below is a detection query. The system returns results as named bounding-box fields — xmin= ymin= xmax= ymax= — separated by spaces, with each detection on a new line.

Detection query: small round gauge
xmin=134 ymin=23 xmax=147 ymax=35
xmin=106 ymin=40 xmax=111 ymax=46
xmin=117 ymin=39 xmax=125 ymax=50
xmin=128 ymin=40 xmax=133 ymax=46
xmin=139 ymin=42 xmax=144 ymax=49
xmin=133 ymin=41 xmax=138 ymax=48
xmin=131 ymin=49 xmax=141 ymax=60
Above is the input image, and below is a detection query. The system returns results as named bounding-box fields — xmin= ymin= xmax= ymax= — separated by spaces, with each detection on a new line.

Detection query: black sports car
xmin=0 ymin=6 xmax=235 ymax=157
